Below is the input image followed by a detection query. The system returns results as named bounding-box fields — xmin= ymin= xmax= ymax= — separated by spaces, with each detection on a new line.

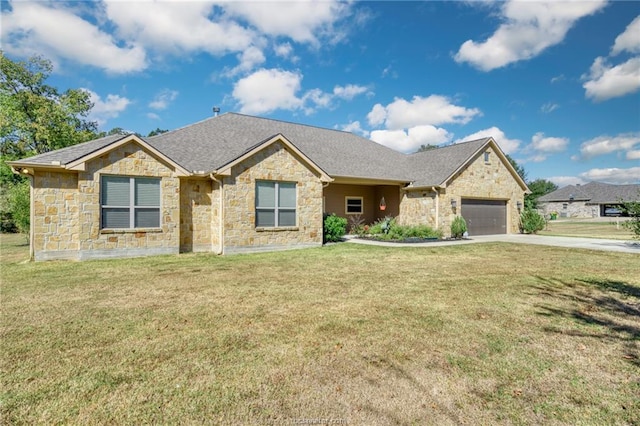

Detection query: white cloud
xmin=1 ymin=2 xmax=147 ymax=74
xmin=149 ymin=89 xmax=179 ymax=110
xmin=547 ymin=176 xmax=587 ymax=187
xmin=580 ymin=167 xmax=640 ymax=184
xmin=367 ymin=95 xmax=481 ymax=130
xmin=627 ymin=150 xmax=640 ymax=160
xmin=333 ymin=84 xmax=370 ymax=100
xmin=147 ymin=112 xmax=160 ymax=120
xmin=340 ymin=121 xmax=368 ymax=137
xmin=455 ymin=0 xmax=606 ymax=71
xmin=370 ymin=126 xmax=452 ymax=153
xmin=577 ymin=133 xmax=640 ymax=159
xmin=582 ymin=56 xmax=640 ymax=101
xmin=233 ymin=69 xmax=303 ymax=115
xmin=454 ymin=127 xmax=521 ymax=155
xmin=83 ymin=89 xmax=131 ymax=126
xmin=530 ymin=132 xmax=569 ymax=153
xmin=232 ymin=69 xmax=370 ymax=115
xmin=223 ymin=1 xmax=350 ymax=45
xmin=540 ymin=102 xmax=559 ymax=113
xmin=104 ymin=1 xmax=254 ymax=56
xmin=223 ymin=46 xmax=266 ymax=77
xmin=611 ymin=15 xmax=640 ymax=55
xmin=274 ymin=43 xmax=294 ymax=58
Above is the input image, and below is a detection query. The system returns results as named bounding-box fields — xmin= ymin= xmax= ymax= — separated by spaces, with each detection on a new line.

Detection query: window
xmin=484 ymin=151 xmax=490 ymax=163
xmin=345 ymin=196 xmax=363 ymax=214
xmin=255 ymin=181 xmax=296 ymax=227
xmin=101 ymin=176 xmax=160 ymax=229
xmin=562 ymin=203 xmax=568 ymax=210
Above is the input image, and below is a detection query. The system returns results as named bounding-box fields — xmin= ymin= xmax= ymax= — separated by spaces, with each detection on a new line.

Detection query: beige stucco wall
xmin=32 ymin=142 xmax=181 ymax=261
xmin=180 ymin=178 xmax=213 ymax=252
xmin=221 ymin=141 xmax=323 ymax=254
xmin=399 ymin=145 xmax=525 ymax=236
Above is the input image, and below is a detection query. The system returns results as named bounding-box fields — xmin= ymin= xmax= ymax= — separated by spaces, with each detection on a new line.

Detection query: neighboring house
xmin=538 ymin=182 xmax=640 ymax=218
xmin=10 ymin=113 xmax=528 ymax=261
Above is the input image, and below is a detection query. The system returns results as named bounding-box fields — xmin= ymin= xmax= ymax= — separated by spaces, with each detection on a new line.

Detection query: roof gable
xmin=539 ymin=182 xmax=640 ymax=203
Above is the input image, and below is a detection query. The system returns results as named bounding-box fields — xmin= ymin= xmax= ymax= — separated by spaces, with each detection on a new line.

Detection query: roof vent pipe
xmin=213 ymin=106 xmax=221 ymax=117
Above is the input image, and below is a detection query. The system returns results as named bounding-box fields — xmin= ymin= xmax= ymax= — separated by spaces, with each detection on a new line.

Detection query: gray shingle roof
xmin=539 ymin=181 xmax=640 ymax=203
xmin=407 ymin=138 xmax=490 ymax=187
xmin=147 ymin=113 xmax=411 ymax=180
xmin=11 ymin=113 xmax=519 ymax=189
xmin=12 ymin=134 xmax=126 ymax=165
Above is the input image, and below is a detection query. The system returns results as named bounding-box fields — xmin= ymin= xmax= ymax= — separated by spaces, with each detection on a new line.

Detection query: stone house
xmin=10 ymin=113 xmax=528 ymax=261
xmin=538 ymin=182 xmax=640 ymax=218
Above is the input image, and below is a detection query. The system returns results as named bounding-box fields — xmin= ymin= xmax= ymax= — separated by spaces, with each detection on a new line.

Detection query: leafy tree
xmin=621 ymin=194 xmax=640 ymax=239
xmin=415 ymin=144 xmax=437 ymax=153
xmin=505 ymin=154 xmax=527 ymax=183
xmin=519 ymin=208 xmax=546 ymax=234
xmin=0 ymin=52 xmax=97 ymax=158
xmin=147 ymin=128 xmax=169 ymax=137
xmin=525 ymin=179 xmax=558 ymax=209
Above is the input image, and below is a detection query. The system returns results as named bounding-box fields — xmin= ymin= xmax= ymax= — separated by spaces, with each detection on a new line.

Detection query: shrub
xmin=323 ymin=214 xmax=347 ymax=242
xmin=519 ymin=208 xmax=546 ymax=234
xmin=621 ymin=197 xmax=640 ymax=239
xmin=450 ymin=216 xmax=467 ymax=238
xmin=366 ymin=217 xmax=442 ymax=241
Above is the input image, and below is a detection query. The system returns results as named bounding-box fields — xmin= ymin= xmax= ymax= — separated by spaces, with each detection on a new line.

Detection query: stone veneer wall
xmin=32 ymin=142 xmax=181 ymax=261
xmin=221 ymin=141 xmax=323 ymax=254
xmin=539 ymin=201 xmax=599 ymax=219
xmin=397 ymin=190 xmax=438 ymax=228
xmin=399 ymin=145 xmax=525 ymax=236
xmin=180 ymin=178 xmax=213 ymax=252
xmin=32 ymin=171 xmax=80 ymax=259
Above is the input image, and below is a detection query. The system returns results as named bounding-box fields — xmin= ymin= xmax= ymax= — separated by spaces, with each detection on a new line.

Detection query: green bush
xmin=450 ymin=216 xmax=467 ymax=238
xmin=519 ymin=208 xmax=546 ymax=234
xmin=366 ymin=217 xmax=442 ymax=241
xmin=8 ymin=180 xmax=30 ymax=235
xmin=621 ymin=197 xmax=640 ymax=239
xmin=323 ymin=214 xmax=347 ymax=242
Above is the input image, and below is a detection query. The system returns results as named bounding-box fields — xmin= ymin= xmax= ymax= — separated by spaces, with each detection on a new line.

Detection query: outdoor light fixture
xmin=517 ymin=201 xmax=523 ymax=210
xmin=379 ymin=196 xmax=386 ymax=211
xmin=451 ymin=199 xmax=457 ymax=209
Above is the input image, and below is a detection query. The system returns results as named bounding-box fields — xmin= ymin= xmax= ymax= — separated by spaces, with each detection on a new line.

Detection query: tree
xmin=0 ymin=52 xmax=97 ymax=158
xmin=526 ymin=179 xmax=558 ymax=209
xmin=415 ymin=144 xmax=437 ymax=153
xmin=621 ymin=193 xmax=640 ymax=239
xmin=505 ymin=154 xmax=527 ymax=183
xmin=147 ymin=128 xmax=169 ymax=137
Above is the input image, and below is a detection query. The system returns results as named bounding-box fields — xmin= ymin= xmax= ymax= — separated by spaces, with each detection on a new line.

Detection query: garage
xmin=461 ymin=199 xmax=507 ymax=235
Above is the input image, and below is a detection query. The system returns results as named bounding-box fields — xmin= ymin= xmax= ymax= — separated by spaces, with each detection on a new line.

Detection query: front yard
xmin=1 ymin=233 xmax=638 ymax=424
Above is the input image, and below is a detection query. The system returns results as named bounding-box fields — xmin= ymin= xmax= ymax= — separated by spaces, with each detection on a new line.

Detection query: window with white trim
xmin=101 ymin=176 xmax=161 ymax=229
xmin=345 ymin=196 xmax=363 ymax=214
xmin=484 ymin=151 xmax=490 ymax=163
xmin=255 ymin=181 xmax=297 ymax=227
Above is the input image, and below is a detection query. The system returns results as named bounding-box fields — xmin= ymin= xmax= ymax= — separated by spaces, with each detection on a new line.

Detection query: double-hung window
xmin=101 ymin=176 xmax=161 ymax=229
xmin=255 ymin=181 xmax=296 ymax=227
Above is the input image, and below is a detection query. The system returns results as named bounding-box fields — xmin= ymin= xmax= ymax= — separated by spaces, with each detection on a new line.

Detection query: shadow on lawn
xmin=532 ymin=276 xmax=640 ymax=367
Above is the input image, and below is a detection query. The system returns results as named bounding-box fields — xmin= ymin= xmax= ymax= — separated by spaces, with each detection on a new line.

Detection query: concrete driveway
xmin=345 ymin=234 xmax=640 ymax=254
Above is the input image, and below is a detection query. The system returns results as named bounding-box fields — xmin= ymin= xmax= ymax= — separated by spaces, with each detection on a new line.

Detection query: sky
xmin=1 ymin=0 xmax=639 ymax=186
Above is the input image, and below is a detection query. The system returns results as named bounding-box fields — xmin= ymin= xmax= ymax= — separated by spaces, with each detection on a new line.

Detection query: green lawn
xmin=539 ymin=218 xmax=634 ymax=240
xmin=1 ymin=233 xmax=638 ymax=424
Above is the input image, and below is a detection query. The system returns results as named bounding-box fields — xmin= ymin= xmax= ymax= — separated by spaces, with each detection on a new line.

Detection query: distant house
xmin=10 ymin=113 xmax=528 ymax=261
xmin=538 ymin=182 xmax=640 ymax=218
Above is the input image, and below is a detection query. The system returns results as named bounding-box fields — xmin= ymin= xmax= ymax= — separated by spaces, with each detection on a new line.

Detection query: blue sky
xmin=2 ymin=0 xmax=639 ymax=185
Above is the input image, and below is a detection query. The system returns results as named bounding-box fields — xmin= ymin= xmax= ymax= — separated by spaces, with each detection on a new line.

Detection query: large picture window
xmin=255 ymin=181 xmax=296 ymax=227
xmin=101 ymin=176 xmax=161 ymax=229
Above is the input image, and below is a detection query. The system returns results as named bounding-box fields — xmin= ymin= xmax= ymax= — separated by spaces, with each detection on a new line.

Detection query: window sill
xmin=255 ymin=226 xmax=299 ymax=232
xmin=100 ymin=228 xmax=162 ymax=234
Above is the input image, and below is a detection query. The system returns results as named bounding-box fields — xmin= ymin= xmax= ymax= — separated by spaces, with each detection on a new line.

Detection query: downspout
xmin=431 ymin=186 xmax=439 ymax=230
xmin=210 ymin=174 xmax=224 ymax=255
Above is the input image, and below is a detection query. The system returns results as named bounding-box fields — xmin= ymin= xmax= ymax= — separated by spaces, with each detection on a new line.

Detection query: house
xmin=9 ymin=113 xmax=528 ymax=261
xmin=538 ymin=182 xmax=640 ymax=218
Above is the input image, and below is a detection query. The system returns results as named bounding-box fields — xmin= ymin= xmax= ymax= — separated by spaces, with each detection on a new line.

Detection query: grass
xmin=539 ymin=218 xmax=633 ymax=240
xmin=1 ymin=233 xmax=639 ymax=424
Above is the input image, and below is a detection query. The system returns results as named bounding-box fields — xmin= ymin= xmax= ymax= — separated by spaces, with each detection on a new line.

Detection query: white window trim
xmin=255 ymin=181 xmax=297 ymax=227
xmin=484 ymin=151 xmax=491 ymax=163
xmin=345 ymin=196 xmax=363 ymax=215
xmin=101 ymin=176 xmax=161 ymax=230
